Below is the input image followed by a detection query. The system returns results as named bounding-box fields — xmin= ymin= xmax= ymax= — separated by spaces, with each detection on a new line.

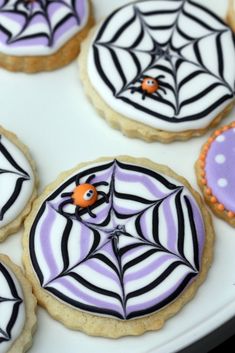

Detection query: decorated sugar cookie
xmin=79 ymin=0 xmax=235 ymax=143
xmin=227 ymin=0 xmax=235 ymax=32
xmin=0 ymin=0 xmax=93 ymax=73
xmin=196 ymin=122 xmax=235 ymax=227
xmin=0 ymin=126 xmax=37 ymax=242
xmin=0 ymin=254 xmax=36 ymax=353
xmin=23 ymin=156 xmax=214 ymax=337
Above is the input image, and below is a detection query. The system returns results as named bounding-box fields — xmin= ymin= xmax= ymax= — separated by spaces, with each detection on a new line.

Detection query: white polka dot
xmin=217 ymin=178 xmax=228 ymax=188
xmin=216 ymin=135 xmax=225 ymax=142
xmin=233 ymin=128 xmax=235 ymax=133
xmin=215 ymin=154 xmax=226 ymax=164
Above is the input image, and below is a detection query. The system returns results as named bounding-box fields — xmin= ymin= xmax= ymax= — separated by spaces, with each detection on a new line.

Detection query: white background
xmin=0 ymin=1 xmax=235 ymax=352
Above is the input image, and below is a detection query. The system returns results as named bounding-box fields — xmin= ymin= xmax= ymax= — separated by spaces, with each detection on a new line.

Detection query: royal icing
xmin=199 ymin=123 xmax=235 ymax=218
xmin=29 ymin=159 xmax=205 ymax=320
xmin=0 ymin=134 xmax=34 ymax=229
xmin=0 ymin=261 xmax=25 ymax=353
xmin=0 ymin=0 xmax=89 ymax=56
xmin=88 ymin=0 xmax=235 ymax=132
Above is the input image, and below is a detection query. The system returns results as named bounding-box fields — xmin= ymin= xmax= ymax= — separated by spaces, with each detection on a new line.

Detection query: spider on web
xmin=129 ymin=75 xmax=167 ymax=100
xmin=59 ymin=174 xmax=109 ymax=219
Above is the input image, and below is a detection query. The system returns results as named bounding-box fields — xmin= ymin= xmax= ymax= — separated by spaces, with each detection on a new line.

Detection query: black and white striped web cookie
xmin=0 ymin=126 xmax=37 ymax=242
xmin=0 ymin=254 xmax=36 ymax=353
xmin=80 ymin=0 xmax=235 ymax=142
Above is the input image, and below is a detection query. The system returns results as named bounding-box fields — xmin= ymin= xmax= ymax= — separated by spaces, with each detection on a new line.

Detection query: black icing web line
xmin=0 ymin=135 xmax=30 ymax=221
xmin=0 ymin=0 xmax=81 ymax=47
xmin=0 ymin=263 xmax=22 ymax=344
xmin=30 ymin=160 xmax=201 ymax=320
xmin=93 ymin=0 xmax=235 ymax=123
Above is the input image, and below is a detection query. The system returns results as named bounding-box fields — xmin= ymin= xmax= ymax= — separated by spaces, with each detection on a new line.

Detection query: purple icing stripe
xmin=76 ymin=0 xmax=87 ymax=18
xmin=115 ymin=167 xmax=168 ymax=199
xmin=124 ymin=253 xmax=173 ymax=282
xmin=85 ymin=259 xmax=120 ymax=284
xmin=188 ymin=196 xmax=205 ymax=261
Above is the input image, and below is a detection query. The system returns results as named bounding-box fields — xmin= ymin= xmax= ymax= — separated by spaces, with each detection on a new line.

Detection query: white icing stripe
xmin=0 ymin=262 xmax=25 ymax=353
xmin=88 ymin=0 xmax=235 ymax=132
xmin=0 ymin=134 xmax=34 ymax=229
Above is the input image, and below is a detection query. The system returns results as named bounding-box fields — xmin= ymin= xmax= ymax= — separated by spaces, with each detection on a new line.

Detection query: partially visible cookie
xmin=227 ymin=0 xmax=235 ymax=32
xmin=196 ymin=122 xmax=235 ymax=227
xmin=79 ymin=0 xmax=235 ymax=143
xmin=0 ymin=254 xmax=37 ymax=353
xmin=0 ymin=126 xmax=37 ymax=242
xmin=23 ymin=156 xmax=214 ymax=338
xmin=0 ymin=0 xmax=94 ymax=73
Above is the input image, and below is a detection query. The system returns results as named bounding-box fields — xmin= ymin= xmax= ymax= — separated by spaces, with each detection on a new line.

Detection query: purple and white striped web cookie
xmin=27 ymin=158 xmax=206 ymax=321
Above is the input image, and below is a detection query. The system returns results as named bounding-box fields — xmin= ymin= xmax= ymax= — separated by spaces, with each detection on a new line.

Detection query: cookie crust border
xmin=227 ymin=0 xmax=235 ymax=32
xmin=0 ymin=254 xmax=37 ymax=353
xmin=0 ymin=126 xmax=38 ymax=242
xmin=195 ymin=122 xmax=235 ymax=227
xmin=78 ymin=25 xmax=234 ymax=144
xmin=23 ymin=156 xmax=214 ymax=338
xmin=0 ymin=0 xmax=94 ymax=73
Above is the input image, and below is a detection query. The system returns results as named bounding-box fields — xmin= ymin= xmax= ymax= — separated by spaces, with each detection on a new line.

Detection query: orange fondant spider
xmin=59 ymin=174 xmax=109 ymax=219
xmin=129 ymin=75 xmax=166 ymax=100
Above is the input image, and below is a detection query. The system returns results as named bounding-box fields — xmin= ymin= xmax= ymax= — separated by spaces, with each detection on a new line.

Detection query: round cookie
xmin=0 ymin=126 xmax=37 ymax=242
xmin=79 ymin=0 xmax=235 ymax=143
xmin=23 ymin=156 xmax=214 ymax=337
xmin=196 ymin=122 xmax=235 ymax=227
xmin=0 ymin=254 xmax=37 ymax=353
xmin=227 ymin=0 xmax=235 ymax=32
xmin=0 ymin=0 xmax=93 ymax=73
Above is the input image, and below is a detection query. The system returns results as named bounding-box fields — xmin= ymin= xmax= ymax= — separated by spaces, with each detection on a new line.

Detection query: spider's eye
xmin=83 ymin=189 xmax=94 ymax=201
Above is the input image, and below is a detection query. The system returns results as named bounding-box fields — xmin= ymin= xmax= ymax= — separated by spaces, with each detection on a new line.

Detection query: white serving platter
xmin=0 ymin=0 xmax=234 ymax=352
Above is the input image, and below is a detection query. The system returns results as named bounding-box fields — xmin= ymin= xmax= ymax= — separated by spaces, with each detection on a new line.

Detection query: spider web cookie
xmin=0 ymin=126 xmax=37 ymax=242
xmin=0 ymin=0 xmax=93 ymax=72
xmin=0 ymin=255 xmax=36 ymax=353
xmin=80 ymin=0 xmax=235 ymax=142
xmin=23 ymin=157 xmax=214 ymax=337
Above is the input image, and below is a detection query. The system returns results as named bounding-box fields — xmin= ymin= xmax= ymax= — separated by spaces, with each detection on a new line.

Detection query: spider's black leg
xmin=93 ymin=181 xmax=108 ymax=187
xmin=61 ymin=192 xmax=73 ymax=198
xmin=86 ymin=174 xmax=96 ymax=184
xmin=158 ymin=85 xmax=167 ymax=95
xmin=87 ymin=207 xmax=96 ymax=218
xmin=75 ymin=174 xmax=81 ymax=186
xmin=15 ymin=0 xmax=23 ymax=6
xmin=142 ymin=90 xmax=147 ymax=100
xmin=155 ymin=91 xmax=162 ymax=99
xmin=58 ymin=198 xmax=73 ymax=213
xmin=75 ymin=206 xmax=83 ymax=222
xmin=155 ymin=75 xmax=165 ymax=80
xmin=130 ymin=86 xmax=136 ymax=94
xmin=98 ymin=191 xmax=109 ymax=203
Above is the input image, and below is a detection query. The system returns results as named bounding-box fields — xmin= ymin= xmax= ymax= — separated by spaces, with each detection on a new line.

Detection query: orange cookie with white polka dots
xmin=196 ymin=122 xmax=235 ymax=227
